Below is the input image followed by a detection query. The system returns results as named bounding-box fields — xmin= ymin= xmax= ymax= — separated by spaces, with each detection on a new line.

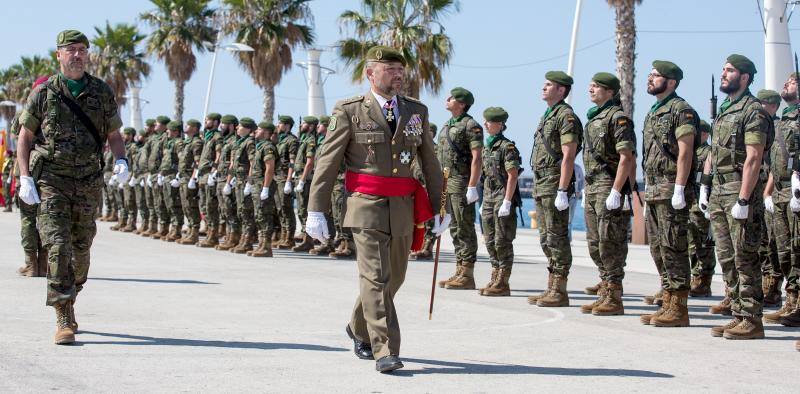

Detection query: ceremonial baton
xmin=429 ymin=167 xmax=450 ymax=320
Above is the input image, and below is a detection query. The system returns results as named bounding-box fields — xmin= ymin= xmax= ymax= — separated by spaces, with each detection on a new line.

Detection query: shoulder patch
xmin=339 ymin=95 xmax=364 ymax=105
xmin=328 ymin=116 xmax=337 ymax=131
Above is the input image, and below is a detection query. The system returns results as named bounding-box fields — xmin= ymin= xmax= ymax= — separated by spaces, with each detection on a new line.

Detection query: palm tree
xmin=337 ymin=0 xmax=458 ymax=98
xmin=90 ymin=21 xmax=151 ymax=107
xmin=140 ymin=0 xmax=216 ymax=121
xmin=607 ymin=0 xmax=642 ymax=117
xmin=221 ymin=0 xmax=314 ymax=121
xmin=0 ymin=55 xmax=58 ymax=118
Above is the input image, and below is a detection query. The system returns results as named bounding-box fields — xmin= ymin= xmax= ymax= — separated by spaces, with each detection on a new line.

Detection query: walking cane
xmin=429 ymin=167 xmax=450 ymax=320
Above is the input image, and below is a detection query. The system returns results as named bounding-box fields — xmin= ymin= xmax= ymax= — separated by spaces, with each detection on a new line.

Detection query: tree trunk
xmin=173 ymin=79 xmax=185 ymax=122
xmin=615 ymin=1 xmax=636 ymax=118
xmin=263 ymin=85 xmax=275 ymax=122
xmin=0 ymin=107 xmax=16 ymax=124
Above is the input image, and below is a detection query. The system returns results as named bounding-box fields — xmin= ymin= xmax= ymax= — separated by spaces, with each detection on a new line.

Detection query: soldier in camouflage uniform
xmin=436 ymin=87 xmax=483 ymax=290
xmin=688 ymin=120 xmax=716 ymax=297
xmin=408 ymin=123 xmax=439 ymax=261
xmin=100 ymin=146 xmax=117 ymax=221
xmin=158 ymin=121 xmax=184 ymax=242
xmin=112 ymin=127 xmax=137 ymax=232
xmin=196 ymin=113 xmax=221 ymax=246
xmin=578 ymin=73 xmax=636 ymax=316
xmin=176 ymin=119 xmax=204 ymax=245
xmin=274 ymin=115 xmax=299 ymax=249
xmin=477 ymin=107 xmax=521 ymax=297
xmin=225 ymin=117 xmax=257 ymax=254
xmin=700 ymin=55 xmax=773 ymax=339
xmin=527 ymin=71 xmax=582 ymax=308
xmin=132 ymin=127 xmax=150 ymax=234
xmin=309 ymin=116 xmax=339 ymax=256
xmin=2 ymin=145 xmax=14 ymax=212
xmin=16 ymin=30 xmax=129 ymax=344
xmin=145 ymin=116 xmax=171 ymax=239
xmin=248 ymin=121 xmax=278 ymax=258
xmin=136 ymin=119 xmax=156 ymax=235
xmin=215 ymin=115 xmax=241 ymax=251
xmin=329 ymin=160 xmax=355 ymax=258
xmin=292 ymin=116 xmax=318 ymax=252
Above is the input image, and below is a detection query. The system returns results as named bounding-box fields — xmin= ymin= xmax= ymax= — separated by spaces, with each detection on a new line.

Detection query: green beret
xmin=726 ymin=54 xmax=757 ymax=76
xmin=206 ymin=112 xmax=221 ymax=121
xmin=123 ymin=127 xmax=136 ymax=135
xmin=302 ymin=116 xmax=319 ymax=124
xmin=483 ymin=107 xmax=509 ymax=123
xmin=186 ymin=119 xmax=201 ymax=128
xmin=592 ymin=72 xmax=620 ymax=92
xmin=366 ymin=45 xmax=406 ymax=66
xmin=56 ymin=29 xmax=89 ymax=48
xmin=698 ymin=120 xmax=712 ymax=134
xmin=318 ymin=115 xmax=330 ymax=126
xmin=145 ymin=119 xmax=156 ymax=127
xmin=239 ymin=117 xmax=256 ymax=130
xmin=137 ymin=128 xmax=146 ymax=136
xmin=278 ymin=115 xmax=294 ymax=126
xmin=221 ymin=114 xmax=238 ymax=124
xmin=652 ymin=60 xmax=683 ymax=81
xmin=429 ymin=124 xmax=437 ymax=134
xmin=156 ymin=115 xmax=171 ymax=125
xmin=166 ymin=121 xmax=182 ymax=131
xmin=545 ymin=71 xmax=574 ymax=86
xmin=450 ymin=87 xmax=474 ymax=106
xmin=756 ymin=89 xmax=781 ymax=105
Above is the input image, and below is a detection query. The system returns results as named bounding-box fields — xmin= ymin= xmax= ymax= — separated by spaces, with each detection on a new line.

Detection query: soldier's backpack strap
xmin=444 ymin=124 xmax=470 ymax=161
xmin=45 ymin=83 xmax=104 ymax=169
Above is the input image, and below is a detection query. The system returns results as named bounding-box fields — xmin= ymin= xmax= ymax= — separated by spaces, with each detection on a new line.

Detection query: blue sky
xmin=2 ymin=0 xmax=797 ymax=168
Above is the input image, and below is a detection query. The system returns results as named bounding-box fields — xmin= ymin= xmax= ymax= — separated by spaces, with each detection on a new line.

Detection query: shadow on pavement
xmin=78 ymin=331 xmax=347 ymax=352
xmin=89 ymin=277 xmax=220 ymax=285
xmin=392 ymin=358 xmax=674 ymax=377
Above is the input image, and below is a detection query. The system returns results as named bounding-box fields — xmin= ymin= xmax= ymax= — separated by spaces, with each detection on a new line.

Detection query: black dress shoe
xmin=346 ymin=325 xmax=373 ymax=360
xmin=376 ymin=355 xmax=404 ymax=373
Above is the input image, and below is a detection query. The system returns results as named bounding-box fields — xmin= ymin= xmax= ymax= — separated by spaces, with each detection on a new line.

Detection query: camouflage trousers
xmin=201 ymin=181 xmax=220 ymax=229
xmin=198 ymin=183 xmax=206 ymax=222
xmin=274 ymin=179 xmax=296 ymax=237
xmin=445 ymin=192 xmax=478 ymax=264
xmin=162 ymin=182 xmax=183 ymax=228
xmin=769 ymin=201 xmax=799 ymax=290
xmin=295 ymin=177 xmax=312 ymax=234
xmin=235 ymin=179 xmax=255 ymax=238
xmin=102 ymin=173 xmax=117 ymax=215
xmin=688 ymin=205 xmax=716 ymax=277
xmin=332 ymin=179 xmax=353 ymax=243
xmin=153 ymin=176 xmax=169 ymax=227
xmin=788 ymin=208 xmax=800 ymax=291
xmin=122 ymin=183 xmax=137 ymax=225
xmin=252 ymin=180 xmax=276 ymax=240
xmin=16 ymin=182 xmax=41 ymax=254
xmin=760 ymin=209 xmax=780 ymax=278
xmin=535 ymin=195 xmax=572 ymax=276
xmin=709 ymin=191 xmax=764 ymax=318
xmin=217 ymin=180 xmax=239 ymax=233
xmin=3 ymin=169 xmax=13 ymax=208
xmin=646 ymin=200 xmax=691 ymax=291
xmin=37 ymin=171 xmax=102 ymax=306
xmin=113 ymin=183 xmax=124 ymax=220
xmin=180 ymin=181 xmax=201 ymax=230
xmin=134 ymin=179 xmax=150 ymax=224
xmin=585 ymin=191 xmax=630 ymax=284
xmin=481 ymin=198 xmax=517 ymax=269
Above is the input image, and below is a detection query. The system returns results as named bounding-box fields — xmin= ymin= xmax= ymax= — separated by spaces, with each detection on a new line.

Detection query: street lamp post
xmin=202 ymin=33 xmax=254 ymax=121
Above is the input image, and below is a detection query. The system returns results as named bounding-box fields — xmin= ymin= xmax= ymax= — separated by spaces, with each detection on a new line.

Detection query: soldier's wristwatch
xmin=737 ymin=198 xmax=749 ymax=206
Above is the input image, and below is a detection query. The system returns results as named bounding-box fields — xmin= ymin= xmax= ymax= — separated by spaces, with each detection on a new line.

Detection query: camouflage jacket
xmin=230 ymin=135 xmax=256 ymax=181
xmin=482 ymin=133 xmax=521 ymax=203
xmin=146 ymin=131 xmax=167 ymax=174
xmin=293 ymin=131 xmax=317 ymax=179
xmin=275 ymin=132 xmax=299 ymax=181
xmin=216 ymin=133 xmax=237 ymax=179
xmin=178 ymin=134 xmax=203 ymax=179
xmin=770 ymin=105 xmax=799 ymax=202
xmin=530 ymin=100 xmax=582 ymax=197
xmin=250 ymin=139 xmax=277 ymax=182
xmin=197 ymin=128 xmax=221 ymax=182
xmin=583 ymin=103 xmax=636 ymax=195
xmin=159 ymin=135 xmax=181 ymax=177
xmin=437 ymin=113 xmax=482 ymax=193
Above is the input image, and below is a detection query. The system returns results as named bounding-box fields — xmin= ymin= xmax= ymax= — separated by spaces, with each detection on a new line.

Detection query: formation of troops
xmin=4 ymin=29 xmax=799 ymax=373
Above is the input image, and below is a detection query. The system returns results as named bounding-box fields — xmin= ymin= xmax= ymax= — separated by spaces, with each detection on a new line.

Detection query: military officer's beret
xmin=483 ymin=107 xmax=509 ymax=123
xmin=166 ymin=120 xmax=182 ymax=131
xmin=318 ymin=115 xmax=330 ymax=126
xmin=186 ymin=119 xmax=202 ymax=128
xmin=206 ymin=112 xmax=221 ymax=121
xmin=366 ymin=45 xmax=406 ymax=66
xmin=145 ymin=118 xmax=156 ymax=127
xmin=239 ymin=117 xmax=256 ymax=130
xmin=302 ymin=116 xmax=319 ymax=124
xmin=278 ymin=115 xmax=294 ymax=126
xmin=156 ymin=115 xmax=171 ymax=125
xmin=545 ymin=71 xmax=574 ymax=86
xmin=221 ymin=114 xmax=238 ymax=124
xmin=727 ymin=54 xmax=757 ymax=76
xmin=450 ymin=87 xmax=474 ymax=106
xmin=56 ymin=29 xmax=89 ymax=48
xmin=652 ymin=60 xmax=683 ymax=81
xmin=123 ymin=127 xmax=136 ymax=135
xmin=756 ymin=89 xmax=781 ymax=105
xmin=592 ymin=72 xmax=620 ymax=92
xmin=258 ymin=121 xmax=276 ymax=131
xmin=698 ymin=120 xmax=712 ymax=134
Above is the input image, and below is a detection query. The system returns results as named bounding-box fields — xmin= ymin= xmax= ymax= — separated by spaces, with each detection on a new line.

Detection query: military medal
xmin=365 ymin=145 xmax=376 ymax=164
xmin=400 ymin=150 xmax=411 ymax=164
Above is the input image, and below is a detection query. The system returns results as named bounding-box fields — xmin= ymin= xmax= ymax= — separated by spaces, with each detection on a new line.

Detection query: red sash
xmin=344 ymin=170 xmax=434 ymax=252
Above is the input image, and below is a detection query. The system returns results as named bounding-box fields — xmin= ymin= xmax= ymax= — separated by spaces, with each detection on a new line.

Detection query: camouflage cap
xmin=483 ymin=107 xmax=509 ymax=123
xmin=366 ymin=45 xmax=406 ymax=66
xmin=652 ymin=60 xmax=683 ymax=81
xmin=318 ymin=115 xmax=330 ymax=126
xmin=221 ymin=114 xmax=238 ymax=125
xmin=726 ymin=54 xmax=757 ymax=76
xmin=123 ymin=127 xmax=136 ymax=136
xmin=56 ymin=29 xmax=89 ymax=48
xmin=206 ymin=112 xmax=221 ymax=121
xmin=698 ymin=120 xmax=712 ymax=134
xmin=545 ymin=71 xmax=574 ymax=86
xmin=450 ymin=87 xmax=474 ymax=106
xmin=258 ymin=121 xmax=276 ymax=131
xmin=156 ymin=115 xmax=171 ymax=125
xmin=239 ymin=117 xmax=257 ymax=130
xmin=278 ymin=115 xmax=294 ymax=126
xmin=756 ymin=89 xmax=781 ymax=105
xmin=166 ymin=120 xmax=182 ymax=131
xmin=186 ymin=119 xmax=202 ymax=128
xmin=592 ymin=72 xmax=620 ymax=92
xmin=145 ymin=118 xmax=156 ymax=127
xmin=302 ymin=116 xmax=319 ymax=124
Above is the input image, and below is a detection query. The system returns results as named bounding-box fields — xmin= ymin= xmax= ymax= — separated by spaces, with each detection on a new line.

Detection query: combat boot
xmin=218 ymin=223 xmax=227 ymax=242
xmin=68 ymin=299 xmax=78 ymax=332
xmin=711 ymin=316 xmax=742 ymax=337
xmin=216 ymin=231 xmax=240 ymax=251
xmin=764 ymin=290 xmax=796 ymax=324
xmin=151 ymin=224 xmax=168 ymax=239
xmin=197 ymin=225 xmax=218 ymax=248
xmin=309 ymin=242 xmax=335 ymax=255
xmin=584 ymin=281 xmax=603 ymax=295
xmin=445 ymin=263 xmax=476 ymax=290
xmin=165 ymin=226 xmax=181 ymax=242
xmin=481 ymin=268 xmax=511 ymax=297
xmin=292 ymin=234 xmax=315 ymax=252
xmin=709 ymin=288 xmax=732 ymax=315
xmin=479 ymin=267 xmax=499 ymax=295
xmin=764 ymin=276 xmax=784 ymax=308
xmin=53 ymin=302 xmax=75 ymax=345
xmin=135 ymin=220 xmax=149 ymax=235
xmin=537 ymin=274 xmax=569 ymax=307
xmin=581 ymin=281 xmax=607 ymax=314
xmin=439 ymin=262 xmax=462 ymax=288
xmin=593 ymin=282 xmax=625 ymax=316
xmin=249 ymin=233 xmax=274 ymax=257
xmin=232 ymin=233 xmax=254 ymax=254
xmin=17 ymin=252 xmax=37 ymax=277
xmin=640 ymin=290 xmax=672 ymax=325
xmin=528 ymin=274 xmax=554 ymax=305
xmin=293 ymin=231 xmax=303 ymax=242
xmin=177 ymin=228 xmax=199 ymax=245
xmin=329 ymin=239 xmax=355 ymax=259
xmin=247 ymin=234 xmax=265 ymax=256
xmin=271 ymin=230 xmax=282 ymax=248
xmin=278 ymin=231 xmax=295 ymax=249
xmin=409 ymin=238 xmax=434 ymax=260
xmin=644 ymin=288 xmax=663 ymax=306
xmin=199 ymin=221 xmax=207 ymax=237
xmin=723 ymin=316 xmax=765 ymax=340
xmin=689 ymin=274 xmax=713 ymax=297
xmin=36 ymin=249 xmax=48 ymax=277
xmin=108 ymin=210 xmax=118 ymax=222
xmin=779 ymin=302 xmax=800 ymax=327
xmin=110 ymin=217 xmax=125 ymax=231
xmin=653 ymin=289 xmax=690 ymax=327
xmin=122 ymin=218 xmax=137 ymax=233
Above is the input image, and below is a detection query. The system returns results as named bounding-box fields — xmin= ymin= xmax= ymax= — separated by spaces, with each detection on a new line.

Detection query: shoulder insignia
xmin=328 ymin=116 xmax=337 ymax=131
xmin=340 ymin=95 xmax=364 ymax=105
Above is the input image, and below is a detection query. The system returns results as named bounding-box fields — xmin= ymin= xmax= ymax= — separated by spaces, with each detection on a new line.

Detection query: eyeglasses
xmin=647 ymin=73 xmax=664 ymax=79
xmin=61 ymin=47 xmax=88 ymax=55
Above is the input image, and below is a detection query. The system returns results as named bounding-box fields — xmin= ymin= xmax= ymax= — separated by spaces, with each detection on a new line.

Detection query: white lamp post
xmin=202 ymin=32 xmax=254 ymax=120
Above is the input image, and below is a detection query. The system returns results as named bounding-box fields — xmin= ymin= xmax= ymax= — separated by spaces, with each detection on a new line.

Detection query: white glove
xmin=294 ymin=180 xmax=305 ymax=194
xmin=283 ymin=180 xmax=293 ymax=195
xmin=554 ymin=190 xmax=569 ymax=211
xmin=498 ymin=199 xmax=512 ymax=217
xmin=605 ymin=188 xmax=621 ymax=210
xmin=188 ymin=177 xmax=197 ymax=189
xmin=793 ymin=172 xmax=800 ymax=198
xmin=223 ymin=181 xmax=232 ymax=195
xmin=229 ymin=177 xmax=237 ymax=187
xmin=112 ymin=159 xmax=130 ymax=184
xmin=108 ymin=174 xmax=117 ymax=186
xmin=157 ymin=174 xmax=164 ymax=186
xmin=18 ymin=176 xmax=40 ymax=205
xmin=146 ymin=174 xmax=152 ymax=187
xmin=170 ymin=175 xmax=180 ymax=188
xmin=671 ymin=184 xmax=686 ymax=210
xmin=698 ymin=185 xmax=710 ymax=214
xmin=731 ymin=201 xmax=749 ymax=220
xmin=305 ymin=211 xmax=329 ymax=242
xmin=128 ymin=176 xmax=136 ymax=187
xmin=244 ymin=182 xmax=253 ymax=196
xmin=207 ymin=171 xmax=216 ymax=187
xmin=118 ymin=181 xmax=124 ymax=190
xmin=140 ymin=179 xmax=145 ymax=187
xmin=260 ymin=186 xmax=270 ymax=201
xmin=431 ymin=213 xmax=452 ymax=235
xmin=791 ymin=196 xmax=800 ymax=212
xmin=764 ymin=195 xmax=775 ymax=213
xmin=466 ymin=186 xmax=479 ymax=204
